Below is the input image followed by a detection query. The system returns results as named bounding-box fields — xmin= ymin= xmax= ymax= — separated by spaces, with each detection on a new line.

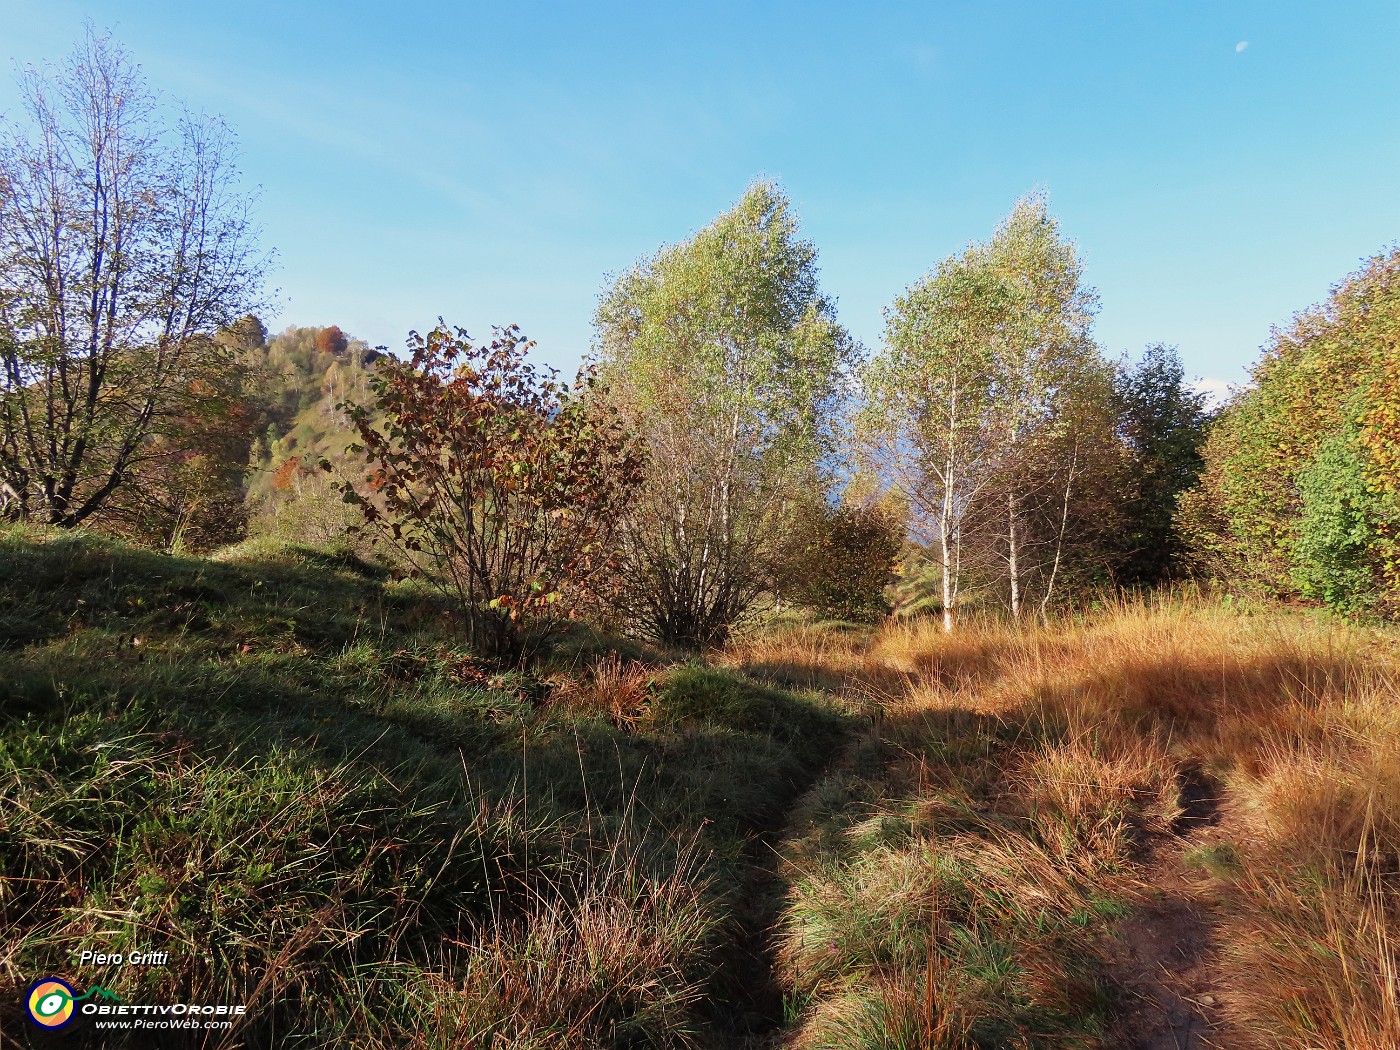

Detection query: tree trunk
xmin=1039 ymin=447 xmax=1078 ymax=624
xmin=940 ymin=385 xmax=960 ymax=632
xmin=1007 ymin=490 xmax=1021 ymax=620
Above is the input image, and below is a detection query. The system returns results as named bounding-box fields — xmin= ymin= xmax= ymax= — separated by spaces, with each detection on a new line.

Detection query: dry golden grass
xmin=547 ymin=651 xmax=656 ymax=728
xmin=759 ymin=597 xmax=1400 ymax=1049
xmin=724 ymin=621 xmax=896 ymax=702
xmin=417 ymin=825 xmax=717 ymax=1050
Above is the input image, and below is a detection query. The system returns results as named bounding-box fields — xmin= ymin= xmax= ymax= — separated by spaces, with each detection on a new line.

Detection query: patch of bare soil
xmin=1100 ymin=765 xmax=1227 ymax=1050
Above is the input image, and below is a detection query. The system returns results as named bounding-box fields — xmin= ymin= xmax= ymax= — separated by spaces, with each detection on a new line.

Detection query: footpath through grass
xmin=0 ymin=528 xmax=851 ymax=1048
xmin=734 ymin=604 xmax=1400 ymax=1049
xmin=6 ymin=529 xmax=1398 ymax=1049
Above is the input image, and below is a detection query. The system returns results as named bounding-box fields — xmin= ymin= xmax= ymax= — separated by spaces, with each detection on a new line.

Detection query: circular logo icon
xmin=26 ymin=978 xmax=78 ymax=1029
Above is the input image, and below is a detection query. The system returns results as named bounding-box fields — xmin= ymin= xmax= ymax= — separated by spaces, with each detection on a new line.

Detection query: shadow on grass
xmin=0 ymin=531 xmax=859 ymax=1048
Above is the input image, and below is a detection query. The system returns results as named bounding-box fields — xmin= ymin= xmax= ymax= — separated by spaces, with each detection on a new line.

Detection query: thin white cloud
xmin=1192 ymin=377 xmax=1234 ymax=407
xmin=1235 ymin=40 xmax=1249 ymax=53
xmin=911 ymin=43 xmax=939 ymax=71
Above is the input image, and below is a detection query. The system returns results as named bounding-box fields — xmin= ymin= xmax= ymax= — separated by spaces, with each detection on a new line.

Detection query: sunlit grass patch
xmin=771 ymin=596 xmax=1400 ymax=1048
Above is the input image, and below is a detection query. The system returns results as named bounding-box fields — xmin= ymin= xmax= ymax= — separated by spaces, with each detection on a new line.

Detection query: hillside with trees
xmin=3 ymin=26 xmax=1400 ymax=1050
xmin=237 ymin=321 xmax=386 ymax=546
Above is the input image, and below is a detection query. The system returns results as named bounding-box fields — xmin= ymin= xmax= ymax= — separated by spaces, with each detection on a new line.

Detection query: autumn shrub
xmin=775 ymin=501 xmax=903 ymax=622
xmin=1181 ymin=247 xmax=1400 ymax=615
xmin=339 ymin=323 xmax=644 ymax=660
xmin=91 ymin=369 xmax=259 ymax=553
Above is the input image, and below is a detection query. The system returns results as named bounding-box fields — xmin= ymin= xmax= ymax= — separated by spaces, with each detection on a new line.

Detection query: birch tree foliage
xmin=591 ymin=181 xmax=856 ymax=647
xmin=862 ymin=195 xmax=1110 ymax=627
xmin=594 ymin=181 xmax=850 ymax=464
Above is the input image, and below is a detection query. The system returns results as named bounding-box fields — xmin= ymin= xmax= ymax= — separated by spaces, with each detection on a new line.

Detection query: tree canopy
xmin=0 ymin=28 xmax=267 ymax=527
xmin=592 ymin=181 xmax=857 ymax=647
xmin=1114 ymin=343 xmax=1211 ymax=586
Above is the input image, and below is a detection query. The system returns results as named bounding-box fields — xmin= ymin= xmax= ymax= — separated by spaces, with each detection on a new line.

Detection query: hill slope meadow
xmin=2 ymin=528 xmax=1398 ymax=1048
xmin=0 ymin=528 xmax=849 ymax=1048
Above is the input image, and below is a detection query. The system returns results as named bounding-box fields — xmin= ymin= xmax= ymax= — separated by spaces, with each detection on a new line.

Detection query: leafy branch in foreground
xmin=335 ymin=323 xmax=644 ymax=660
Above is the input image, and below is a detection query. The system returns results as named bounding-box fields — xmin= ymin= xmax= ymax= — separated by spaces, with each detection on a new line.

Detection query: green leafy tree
xmin=1002 ymin=358 xmax=1130 ymax=618
xmin=1114 ymin=344 xmax=1210 ymax=586
xmin=338 ymin=323 xmax=644 ymax=660
xmin=0 ymin=28 xmax=266 ymax=526
xmin=982 ymin=196 xmax=1106 ymax=619
xmin=592 ymin=181 xmax=856 ymax=648
xmin=1356 ymin=338 xmax=1400 ymax=606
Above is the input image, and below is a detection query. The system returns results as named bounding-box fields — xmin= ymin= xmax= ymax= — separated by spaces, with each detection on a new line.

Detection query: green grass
xmin=0 ymin=526 xmax=854 ymax=1047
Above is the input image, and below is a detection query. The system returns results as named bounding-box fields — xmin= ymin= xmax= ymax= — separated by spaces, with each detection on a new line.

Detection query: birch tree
xmin=863 ymin=195 xmax=1114 ymax=626
xmin=862 ymin=260 xmax=1012 ymax=631
xmin=975 ymin=358 xmax=1128 ymax=619
xmin=592 ymin=182 xmax=855 ymax=647
xmin=982 ymin=195 xmax=1100 ymax=619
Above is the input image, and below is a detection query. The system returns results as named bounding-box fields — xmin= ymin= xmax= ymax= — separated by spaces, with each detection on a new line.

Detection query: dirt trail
xmin=708 ymin=659 xmax=888 ymax=1049
xmin=704 ymin=689 xmax=859 ymax=1048
xmin=728 ymin=652 xmax=1240 ymax=1049
xmin=1101 ymin=766 xmax=1227 ymax=1049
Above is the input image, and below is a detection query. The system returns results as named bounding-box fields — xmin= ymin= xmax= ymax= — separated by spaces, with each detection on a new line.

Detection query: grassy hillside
xmin=3 ymin=527 xmax=1398 ymax=1048
xmin=0 ymin=527 xmax=849 ymax=1048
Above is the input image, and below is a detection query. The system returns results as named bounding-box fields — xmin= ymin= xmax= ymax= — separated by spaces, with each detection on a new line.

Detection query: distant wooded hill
xmin=92 ymin=319 xmax=385 ymax=554
xmin=240 ymin=323 xmax=382 ymax=496
xmin=236 ymin=321 xmax=386 ymax=546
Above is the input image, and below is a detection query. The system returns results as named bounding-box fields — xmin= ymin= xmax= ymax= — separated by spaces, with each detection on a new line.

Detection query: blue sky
xmin=2 ymin=1 xmax=1398 ymax=397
